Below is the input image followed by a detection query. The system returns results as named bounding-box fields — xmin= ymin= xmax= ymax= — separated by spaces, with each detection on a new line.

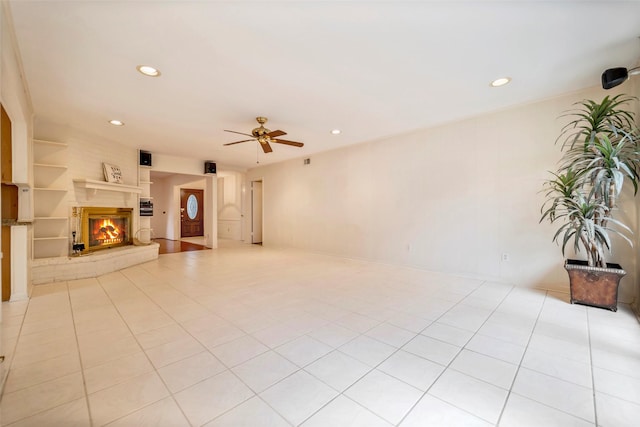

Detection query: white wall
xmin=152 ymin=153 xmax=204 ymax=176
xmin=1 ymin=1 xmax=32 ymax=186
xmin=34 ymin=120 xmax=139 ymax=241
xmin=217 ymin=170 xmax=244 ymax=240
xmin=149 ymin=175 xmax=169 ymax=239
xmin=247 ymin=84 xmax=639 ymax=303
xmin=2 ymin=0 xmax=34 ymax=304
xmin=0 ymin=0 xmax=35 ymax=389
xmin=148 ymin=154 xmax=217 ymax=247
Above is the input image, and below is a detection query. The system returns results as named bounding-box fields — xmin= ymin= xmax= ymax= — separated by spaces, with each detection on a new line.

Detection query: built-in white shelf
xmin=34 ymin=139 xmax=68 ymax=147
xmin=33 ymin=236 xmax=69 ymax=241
xmin=73 ymin=179 xmax=143 ymax=195
xmin=34 ymin=163 xmax=68 ymax=169
xmin=34 ymin=187 xmax=68 ymax=192
xmin=34 ymin=217 xmax=68 ymax=221
xmin=138 ymin=157 xmax=153 ymax=226
xmin=33 ymin=139 xmax=70 ymax=259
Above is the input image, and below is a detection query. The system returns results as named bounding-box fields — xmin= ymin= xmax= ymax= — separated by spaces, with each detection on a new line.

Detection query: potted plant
xmin=540 ymin=94 xmax=640 ymax=311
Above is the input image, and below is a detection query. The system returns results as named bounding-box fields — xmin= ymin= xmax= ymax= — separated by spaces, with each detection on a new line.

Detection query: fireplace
xmin=80 ymin=207 xmax=133 ymax=253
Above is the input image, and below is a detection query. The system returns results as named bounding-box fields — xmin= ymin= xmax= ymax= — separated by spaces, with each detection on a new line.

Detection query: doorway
xmin=251 ymin=180 xmax=263 ymax=244
xmin=180 ymin=188 xmax=204 ymax=238
xmin=1 ymin=104 xmax=14 ymax=302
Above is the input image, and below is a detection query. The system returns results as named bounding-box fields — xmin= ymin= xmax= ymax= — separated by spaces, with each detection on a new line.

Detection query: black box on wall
xmin=140 ymin=199 xmax=153 ymax=216
xmin=140 ymin=150 xmax=152 ymax=166
xmin=204 ymin=161 xmax=216 ymax=174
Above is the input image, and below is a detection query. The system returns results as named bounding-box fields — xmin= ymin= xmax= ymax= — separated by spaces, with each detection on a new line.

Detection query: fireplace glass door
xmin=80 ymin=207 xmax=133 ymax=253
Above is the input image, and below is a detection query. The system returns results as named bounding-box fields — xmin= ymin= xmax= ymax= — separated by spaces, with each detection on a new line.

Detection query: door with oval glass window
xmin=180 ymin=189 xmax=204 ymax=238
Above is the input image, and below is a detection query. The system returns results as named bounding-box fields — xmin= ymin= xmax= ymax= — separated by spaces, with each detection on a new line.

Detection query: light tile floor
xmin=1 ymin=243 xmax=640 ymax=426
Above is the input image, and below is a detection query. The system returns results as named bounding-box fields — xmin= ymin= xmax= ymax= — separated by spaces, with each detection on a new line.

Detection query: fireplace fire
xmin=91 ymin=217 xmax=125 ymax=245
xmin=79 ymin=207 xmax=133 ymax=253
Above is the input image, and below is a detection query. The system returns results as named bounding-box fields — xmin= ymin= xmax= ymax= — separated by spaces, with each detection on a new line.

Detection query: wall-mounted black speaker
xmin=602 ymin=67 xmax=629 ymax=90
xmin=139 ymin=150 xmax=152 ymax=166
xmin=204 ymin=161 xmax=217 ymax=174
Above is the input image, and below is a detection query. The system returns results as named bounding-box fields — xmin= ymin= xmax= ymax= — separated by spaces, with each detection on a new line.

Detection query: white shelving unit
xmin=137 ymin=161 xmax=153 ymax=243
xmin=33 ymin=139 xmax=69 ymax=259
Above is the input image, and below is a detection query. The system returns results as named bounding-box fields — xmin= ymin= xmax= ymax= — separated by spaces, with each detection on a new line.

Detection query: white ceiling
xmin=8 ymin=1 xmax=640 ymax=170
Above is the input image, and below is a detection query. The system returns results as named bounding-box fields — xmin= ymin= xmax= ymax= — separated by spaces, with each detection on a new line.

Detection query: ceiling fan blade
xmin=224 ymin=130 xmax=254 ymax=138
xmin=261 ymin=140 xmax=273 ymax=153
xmin=267 ymin=130 xmax=286 ymax=138
xmin=271 ymin=139 xmax=304 ymax=147
xmin=223 ymin=139 xmax=254 ymax=146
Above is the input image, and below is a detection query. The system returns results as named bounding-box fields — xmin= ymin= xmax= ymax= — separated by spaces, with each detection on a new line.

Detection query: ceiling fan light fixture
xmin=490 ymin=77 xmax=511 ymax=87
xmin=136 ymin=65 xmax=161 ymax=77
xmin=223 ymin=116 xmax=304 ymax=154
xmin=109 ymin=119 xmax=124 ymax=126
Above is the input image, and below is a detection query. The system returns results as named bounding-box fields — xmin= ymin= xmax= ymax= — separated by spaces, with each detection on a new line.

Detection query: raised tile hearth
xmin=31 ymin=243 xmax=159 ymax=285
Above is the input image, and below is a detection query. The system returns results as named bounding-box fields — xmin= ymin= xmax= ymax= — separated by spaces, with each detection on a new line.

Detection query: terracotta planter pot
xmin=564 ymin=259 xmax=625 ymax=312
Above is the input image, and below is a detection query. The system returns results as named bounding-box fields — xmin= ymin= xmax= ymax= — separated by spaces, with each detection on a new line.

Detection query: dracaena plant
xmin=541 ymin=94 xmax=640 ymax=268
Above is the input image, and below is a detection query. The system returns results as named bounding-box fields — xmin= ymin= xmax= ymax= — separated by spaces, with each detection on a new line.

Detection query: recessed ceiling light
xmin=109 ymin=119 xmax=124 ymax=126
xmin=331 ymin=129 xmax=341 ymax=135
xmin=490 ymin=77 xmax=511 ymax=87
xmin=136 ymin=65 xmax=161 ymax=77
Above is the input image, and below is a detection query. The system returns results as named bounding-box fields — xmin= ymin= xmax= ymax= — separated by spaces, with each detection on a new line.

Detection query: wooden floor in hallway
xmin=153 ymin=238 xmax=208 ymax=255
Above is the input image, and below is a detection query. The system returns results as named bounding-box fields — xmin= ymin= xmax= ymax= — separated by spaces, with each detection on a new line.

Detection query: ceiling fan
xmin=224 ymin=117 xmax=304 ymax=153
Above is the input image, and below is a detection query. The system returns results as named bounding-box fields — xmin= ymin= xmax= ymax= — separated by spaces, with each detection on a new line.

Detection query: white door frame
xmin=251 ymin=180 xmax=263 ymax=244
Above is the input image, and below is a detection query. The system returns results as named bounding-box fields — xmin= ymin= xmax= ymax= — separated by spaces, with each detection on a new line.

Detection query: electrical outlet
xmin=501 ymin=253 xmax=510 ymax=262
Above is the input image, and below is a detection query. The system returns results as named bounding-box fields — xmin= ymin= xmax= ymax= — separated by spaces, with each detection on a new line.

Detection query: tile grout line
xmin=120 ymin=266 xmax=265 ymax=425
xmin=280 ymin=282 xmax=500 ymax=424
xmin=2 ymin=284 xmax=91 ymax=426
xmin=493 ymin=289 xmax=549 ymax=426
xmin=0 ymin=298 xmax=32 ymax=424
xmin=121 ymin=259 xmax=295 ymax=427
xmin=586 ymin=307 xmax=599 ymax=427
xmin=245 ymin=314 xmax=392 ymax=425
xmin=391 ymin=280 xmax=521 ymax=426
xmin=93 ymin=272 xmax=194 ymax=426
xmin=123 ymin=263 xmax=217 ymax=321
xmin=0 ymin=297 xmax=30 ymax=399
xmin=490 ymin=292 xmax=601 ymax=426
xmin=66 ymin=281 xmax=97 ymax=427
xmin=297 ymin=280 xmax=507 ymax=426
xmin=292 ymin=302 xmax=431 ymax=425
xmin=202 ymin=283 xmax=405 ymax=425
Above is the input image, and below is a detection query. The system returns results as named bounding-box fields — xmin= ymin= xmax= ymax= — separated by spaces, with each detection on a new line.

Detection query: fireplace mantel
xmin=73 ymin=178 xmax=142 ymax=198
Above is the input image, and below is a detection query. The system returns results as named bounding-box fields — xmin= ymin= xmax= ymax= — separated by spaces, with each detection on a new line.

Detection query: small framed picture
xmin=103 ymin=163 xmax=123 ymax=183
